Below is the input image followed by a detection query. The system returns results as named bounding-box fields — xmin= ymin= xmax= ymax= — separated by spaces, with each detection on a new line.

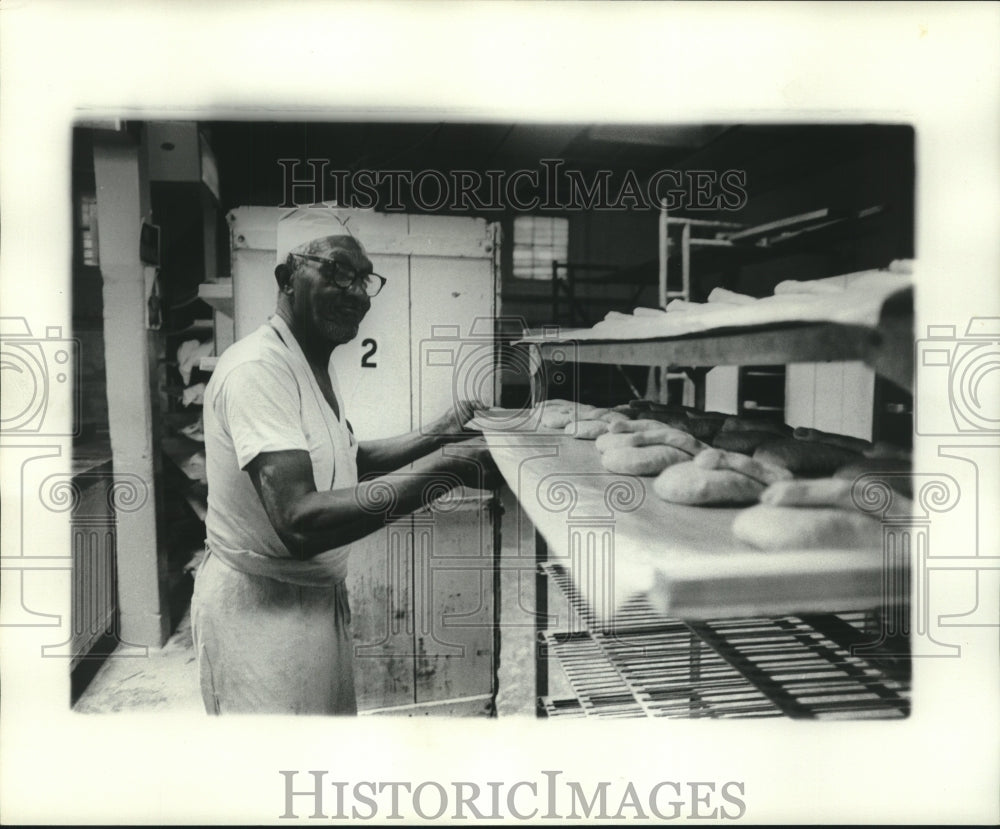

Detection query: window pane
xmin=512 ymin=216 xmax=568 ymax=280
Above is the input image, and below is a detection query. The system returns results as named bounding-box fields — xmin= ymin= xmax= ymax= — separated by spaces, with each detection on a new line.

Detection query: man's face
xmin=288 ymin=238 xmax=374 ymax=345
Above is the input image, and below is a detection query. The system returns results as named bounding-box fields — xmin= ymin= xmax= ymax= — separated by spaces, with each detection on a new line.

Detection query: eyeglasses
xmin=291 ymin=252 xmax=387 ymax=297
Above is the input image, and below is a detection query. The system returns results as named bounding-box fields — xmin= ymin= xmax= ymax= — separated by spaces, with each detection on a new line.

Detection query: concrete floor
xmin=73 ymin=501 xmax=544 ymax=717
xmin=72 ymin=604 xmax=504 ymax=716
xmin=73 ymin=607 xmax=204 ymax=714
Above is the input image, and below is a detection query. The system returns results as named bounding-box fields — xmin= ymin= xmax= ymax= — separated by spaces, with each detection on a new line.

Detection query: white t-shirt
xmin=202 ymin=315 xmax=359 ymax=585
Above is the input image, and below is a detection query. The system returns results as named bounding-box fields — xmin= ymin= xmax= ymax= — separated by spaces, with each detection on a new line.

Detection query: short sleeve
xmin=215 ymin=360 xmax=308 ymax=469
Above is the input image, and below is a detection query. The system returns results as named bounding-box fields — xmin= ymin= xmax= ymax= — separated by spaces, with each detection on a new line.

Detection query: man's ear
xmin=274 ymin=263 xmax=293 ymax=292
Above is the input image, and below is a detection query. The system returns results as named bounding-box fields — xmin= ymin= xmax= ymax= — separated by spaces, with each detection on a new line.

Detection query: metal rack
xmin=657 ymin=203 xmax=890 ymax=310
xmin=544 ymin=260 xmax=660 ymax=402
xmin=550 ymin=261 xmax=657 ymax=329
xmin=654 ymin=203 xmax=892 ymax=407
xmin=496 ymin=278 xmax=914 ymax=720
xmin=539 ymin=563 xmax=910 ymax=720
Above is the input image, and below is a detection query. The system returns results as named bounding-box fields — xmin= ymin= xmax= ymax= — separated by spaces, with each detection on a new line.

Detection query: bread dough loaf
xmin=647 ymin=402 xmax=690 ymax=414
xmin=694 ymin=447 xmax=792 ymax=486
xmin=793 ymin=426 xmax=872 ymax=454
xmin=596 ymin=430 xmax=652 ymax=453
xmin=599 ymin=411 xmax=631 ymax=423
xmin=538 ymin=400 xmax=606 ymax=429
xmin=653 ymin=462 xmax=765 ymax=505
xmin=773 ymin=279 xmax=845 ymax=296
xmin=707 ymin=286 xmax=757 ymax=305
xmin=754 ymin=439 xmax=861 ymax=476
xmin=595 ymin=427 xmax=700 ymax=455
xmin=608 ymin=418 xmax=682 ymax=435
xmin=863 ymin=441 xmax=912 ymax=461
xmin=541 ymin=409 xmax=576 ymax=429
xmin=712 ymin=430 xmax=780 ymax=455
xmin=644 ymin=411 xmax=693 ymax=431
xmin=834 ymin=457 xmax=912 ymax=498
xmin=601 ymin=444 xmax=692 ymax=476
xmin=719 ymin=417 xmax=791 ymax=436
xmin=565 ymin=419 xmax=610 ymax=440
xmin=683 ymin=415 xmax=724 ymax=443
xmin=760 ymin=478 xmax=855 ymax=510
xmin=537 ymin=399 xmax=576 ymax=412
xmin=732 ymin=505 xmax=882 ymax=550
xmin=614 ymin=426 xmax=707 ymax=456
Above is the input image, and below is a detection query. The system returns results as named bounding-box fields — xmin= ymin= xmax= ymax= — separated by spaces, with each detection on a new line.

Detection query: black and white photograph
xmin=1 ymin=2 xmax=997 ymax=825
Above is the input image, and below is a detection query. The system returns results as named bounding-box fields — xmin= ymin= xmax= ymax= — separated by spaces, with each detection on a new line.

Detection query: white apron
xmin=191 ymin=316 xmax=360 ymax=715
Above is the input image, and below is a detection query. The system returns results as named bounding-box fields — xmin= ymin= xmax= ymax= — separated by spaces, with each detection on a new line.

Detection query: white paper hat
xmin=275 ymin=206 xmax=357 ymax=265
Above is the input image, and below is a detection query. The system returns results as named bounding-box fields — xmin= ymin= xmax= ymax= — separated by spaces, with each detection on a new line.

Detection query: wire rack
xmin=539 ymin=563 xmax=910 ymax=720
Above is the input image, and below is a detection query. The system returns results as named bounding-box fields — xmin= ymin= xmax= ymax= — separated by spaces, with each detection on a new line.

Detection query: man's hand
xmin=429 ymin=399 xmax=487 ymax=441
xmin=357 ymin=400 xmax=489 ymax=478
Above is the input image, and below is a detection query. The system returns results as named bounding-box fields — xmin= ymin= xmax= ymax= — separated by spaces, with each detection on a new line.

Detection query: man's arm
xmin=247 ymin=439 xmax=496 ymax=560
xmin=355 ymin=429 xmax=445 ymax=477
xmin=355 ymin=399 xmax=484 ymax=476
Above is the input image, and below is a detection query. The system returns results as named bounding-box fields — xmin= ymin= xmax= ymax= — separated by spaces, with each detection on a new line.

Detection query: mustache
xmin=321 ymin=299 xmax=369 ymax=315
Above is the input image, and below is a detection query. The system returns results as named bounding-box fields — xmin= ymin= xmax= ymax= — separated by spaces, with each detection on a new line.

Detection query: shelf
xmin=162 ymin=432 xmax=208 ymax=521
xmin=164 ymin=319 xmax=214 ymax=337
xmin=658 ymin=207 xmax=895 ymax=311
xmin=723 ymin=207 xmax=837 ymax=243
xmin=183 ymin=492 xmax=208 ymax=522
xmin=664 ymin=206 xmax=888 ymax=263
xmin=527 ymin=285 xmax=914 ymax=392
xmin=534 ymin=321 xmax=876 ymax=368
xmin=538 ymin=564 xmax=909 ymax=720
xmin=161 ymin=435 xmax=206 ymax=484
xmin=482 ymin=431 xmax=893 ymax=624
xmin=517 ymin=196 xmax=912 ymax=720
xmin=198 ymin=278 xmax=233 ymax=317
xmin=71 ymin=445 xmax=114 ymax=477
xmin=504 ymin=288 xmax=912 ymax=624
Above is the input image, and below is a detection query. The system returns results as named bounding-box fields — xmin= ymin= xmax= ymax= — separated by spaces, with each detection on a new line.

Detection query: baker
xmin=190 ymin=233 xmax=495 ymax=715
